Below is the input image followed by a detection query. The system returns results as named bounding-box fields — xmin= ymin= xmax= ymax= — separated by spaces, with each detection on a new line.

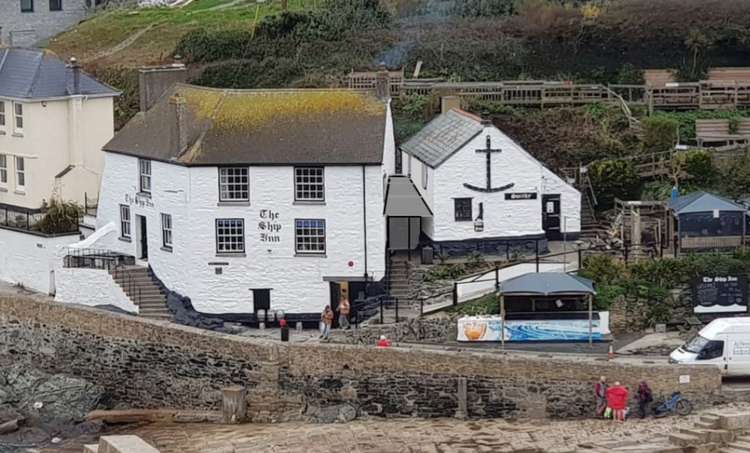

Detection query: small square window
xmin=454 ymin=198 xmax=473 ymax=222
xmin=20 ymin=0 xmax=34 ymax=12
xmin=216 ymin=219 xmax=245 ymax=254
xmin=295 ymin=219 xmax=326 ymax=255
xmin=294 ymin=167 xmax=324 ymax=201
xmin=49 ymin=0 xmax=62 ymax=10
xmin=218 ymin=167 xmax=249 ymax=201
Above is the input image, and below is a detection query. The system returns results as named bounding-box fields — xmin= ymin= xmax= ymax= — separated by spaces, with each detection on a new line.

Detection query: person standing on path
xmin=595 ymin=376 xmax=608 ymax=417
xmin=606 ymin=381 xmax=629 ymax=422
xmin=636 ymin=381 xmax=653 ymax=418
xmin=320 ymin=305 xmax=334 ymax=340
xmin=338 ymin=297 xmax=351 ymax=330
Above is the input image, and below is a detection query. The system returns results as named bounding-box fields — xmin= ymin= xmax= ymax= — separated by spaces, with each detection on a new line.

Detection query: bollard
xmin=296 ymin=321 xmax=303 ymax=332
xmin=281 ymin=326 xmax=289 ymax=342
xmin=455 ymin=377 xmax=468 ymax=419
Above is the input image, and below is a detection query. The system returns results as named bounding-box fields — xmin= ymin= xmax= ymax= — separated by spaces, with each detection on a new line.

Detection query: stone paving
xmin=48 ymin=403 xmax=750 ymax=453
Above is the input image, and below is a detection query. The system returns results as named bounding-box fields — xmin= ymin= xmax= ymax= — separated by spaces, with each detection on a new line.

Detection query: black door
xmin=139 ymin=215 xmax=148 ymax=259
xmin=329 ymin=282 xmax=341 ymax=327
xmin=542 ymin=194 xmax=562 ymax=240
xmin=252 ymin=289 xmax=271 ymax=318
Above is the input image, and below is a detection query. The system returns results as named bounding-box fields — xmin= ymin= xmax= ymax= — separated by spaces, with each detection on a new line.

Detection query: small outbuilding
xmin=668 ymin=191 xmax=747 ymax=253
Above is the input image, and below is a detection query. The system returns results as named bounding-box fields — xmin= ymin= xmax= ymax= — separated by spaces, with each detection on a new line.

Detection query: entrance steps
xmin=110 ymin=266 xmax=171 ymax=321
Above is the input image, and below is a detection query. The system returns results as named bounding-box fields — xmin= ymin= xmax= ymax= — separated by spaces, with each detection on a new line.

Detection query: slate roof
xmin=383 ymin=175 xmax=433 ymax=217
xmin=104 ymin=84 xmax=387 ymax=166
xmin=500 ymin=272 xmax=596 ymax=296
xmin=668 ymin=191 xmax=746 ymax=215
xmin=0 ymin=48 xmax=118 ymax=99
xmin=400 ymin=109 xmax=484 ymax=168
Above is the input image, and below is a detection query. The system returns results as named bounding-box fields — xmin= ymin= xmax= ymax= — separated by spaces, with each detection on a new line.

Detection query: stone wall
xmin=330 ymin=317 xmax=456 ymax=344
xmin=0 ymin=295 xmax=723 ymax=422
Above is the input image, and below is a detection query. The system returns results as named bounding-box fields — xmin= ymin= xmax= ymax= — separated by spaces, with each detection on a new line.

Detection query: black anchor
xmin=463 ymin=134 xmax=515 ymax=193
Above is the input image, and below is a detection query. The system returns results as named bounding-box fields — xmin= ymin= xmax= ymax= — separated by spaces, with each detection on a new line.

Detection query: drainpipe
xmin=362 ymin=165 xmax=369 ymax=283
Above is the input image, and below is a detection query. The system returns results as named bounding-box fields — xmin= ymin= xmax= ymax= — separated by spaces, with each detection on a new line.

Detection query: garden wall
xmin=0 ymin=295 xmax=722 ymax=421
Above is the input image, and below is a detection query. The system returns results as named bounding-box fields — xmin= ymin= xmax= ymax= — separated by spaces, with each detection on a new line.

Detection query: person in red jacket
xmin=377 ymin=335 xmax=391 ymax=348
xmin=606 ymin=381 xmax=630 ymax=422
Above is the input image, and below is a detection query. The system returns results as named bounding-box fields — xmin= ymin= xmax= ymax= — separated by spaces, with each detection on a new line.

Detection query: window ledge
xmin=217 ymin=201 xmax=250 ymax=206
xmin=137 ymin=191 xmax=152 ymax=198
xmin=216 ymin=252 xmax=246 ymax=258
xmin=0 ymin=187 xmax=7 ymax=193
xmin=14 ymin=190 xmax=26 ymax=195
xmin=160 ymin=246 xmax=173 ymax=253
xmin=12 ymin=132 xmax=23 ymax=138
xmin=293 ymin=200 xmax=326 ymax=206
xmin=295 ymin=253 xmax=327 ymax=258
xmin=118 ymin=236 xmax=132 ymax=243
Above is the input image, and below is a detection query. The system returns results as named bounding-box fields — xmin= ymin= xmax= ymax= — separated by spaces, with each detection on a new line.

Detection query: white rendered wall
xmin=541 ymin=165 xmax=581 ymax=233
xmin=0 ymin=227 xmax=80 ymax=294
xmin=54 ymin=268 xmax=138 ymax=314
xmin=423 ymin=125 xmax=580 ymax=242
xmin=93 ymin=152 xmax=386 ymax=315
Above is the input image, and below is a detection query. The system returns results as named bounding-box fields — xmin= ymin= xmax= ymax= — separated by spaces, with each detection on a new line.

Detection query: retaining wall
xmin=0 ymin=295 xmax=723 ymax=421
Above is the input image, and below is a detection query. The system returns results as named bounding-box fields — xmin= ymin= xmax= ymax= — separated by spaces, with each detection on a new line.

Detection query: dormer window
xmin=138 ymin=158 xmax=151 ymax=194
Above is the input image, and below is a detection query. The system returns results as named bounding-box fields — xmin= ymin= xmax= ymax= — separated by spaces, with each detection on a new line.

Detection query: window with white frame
xmin=138 ymin=159 xmax=151 ymax=194
xmin=161 ymin=213 xmax=173 ymax=249
xmin=294 ymin=167 xmax=324 ymax=201
xmin=13 ymin=103 xmax=23 ymax=133
xmin=216 ymin=218 xmax=244 ymax=254
xmin=120 ymin=205 xmax=131 ymax=239
xmin=15 ymin=156 xmax=25 ymax=190
xmin=0 ymin=102 xmax=6 ymax=131
xmin=421 ymin=164 xmax=428 ymax=189
xmin=295 ymin=219 xmax=326 ymax=255
xmin=0 ymin=155 xmax=7 ymax=185
xmin=218 ymin=167 xmax=249 ymax=202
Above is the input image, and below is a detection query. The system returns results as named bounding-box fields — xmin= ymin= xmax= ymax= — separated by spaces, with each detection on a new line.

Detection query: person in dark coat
xmin=636 ymin=381 xmax=653 ymax=418
xmin=594 ymin=376 xmax=608 ymax=417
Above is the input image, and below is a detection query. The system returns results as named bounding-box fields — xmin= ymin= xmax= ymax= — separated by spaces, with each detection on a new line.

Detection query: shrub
xmin=641 ymin=116 xmax=679 ymax=153
xmin=588 ymin=159 xmax=640 ymax=209
xmin=616 ymin=63 xmax=644 ymax=85
xmin=682 ymin=149 xmax=715 ymax=186
xmin=37 ymin=199 xmax=83 ymax=234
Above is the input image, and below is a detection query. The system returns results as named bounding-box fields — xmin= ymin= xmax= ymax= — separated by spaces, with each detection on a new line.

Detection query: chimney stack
xmin=169 ymin=93 xmax=189 ymax=155
xmin=139 ymin=63 xmax=187 ymax=112
xmin=375 ymin=62 xmax=391 ymax=100
xmin=69 ymin=57 xmax=81 ymax=95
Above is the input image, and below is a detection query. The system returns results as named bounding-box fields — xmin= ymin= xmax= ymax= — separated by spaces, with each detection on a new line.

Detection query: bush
xmin=641 ymin=116 xmax=678 ymax=153
xmin=721 ymin=149 xmax=750 ymax=198
xmin=588 ymin=159 xmax=641 ymax=209
xmin=682 ymin=149 xmax=715 ymax=186
xmin=37 ymin=199 xmax=83 ymax=234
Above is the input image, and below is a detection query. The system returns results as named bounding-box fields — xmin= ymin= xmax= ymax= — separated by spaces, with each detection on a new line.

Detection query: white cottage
xmin=390 ymin=108 xmax=580 ymax=257
xmin=59 ymin=83 xmax=393 ymax=322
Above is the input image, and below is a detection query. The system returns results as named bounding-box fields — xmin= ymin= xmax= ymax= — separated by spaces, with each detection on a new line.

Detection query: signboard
xmin=457 ymin=314 xmax=610 ymax=342
xmin=258 ymin=209 xmax=282 ymax=243
xmin=692 ymin=275 xmax=748 ymax=314
xmin=505 ymin=192 xmax=538 ymax=200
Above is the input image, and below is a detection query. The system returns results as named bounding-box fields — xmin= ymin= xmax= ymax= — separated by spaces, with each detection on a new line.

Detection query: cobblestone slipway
xmin=47 ymin=403 xmax=750 ymax=453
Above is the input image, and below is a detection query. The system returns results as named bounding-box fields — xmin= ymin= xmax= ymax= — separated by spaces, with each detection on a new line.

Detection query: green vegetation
xmin=588 ymin=159 xmax=640 ymax=209
xmin=37 ymin=199 xmax=83 ymax=235
xmin=447 ymin=293 xmax=499 ymax=316
xmin=650 ymin=110 xmax=750 ymax=143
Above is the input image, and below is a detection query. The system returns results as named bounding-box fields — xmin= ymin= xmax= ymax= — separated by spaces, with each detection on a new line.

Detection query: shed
xmin=668 ymin=192 xmax=747 ymax=253
xmin=497 ymin=272 xmax=597 ymax=345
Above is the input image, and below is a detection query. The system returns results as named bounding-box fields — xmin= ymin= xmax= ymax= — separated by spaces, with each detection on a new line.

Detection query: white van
xmin=670 ymin=317 xmax=750 ymax=376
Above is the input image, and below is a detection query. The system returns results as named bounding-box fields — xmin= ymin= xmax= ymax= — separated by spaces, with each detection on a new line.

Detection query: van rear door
xmin=727 ymin=338 xmax=750 ymax=376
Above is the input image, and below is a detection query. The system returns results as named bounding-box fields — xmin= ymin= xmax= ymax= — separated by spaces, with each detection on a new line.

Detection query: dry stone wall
xmin=0 ymin=296 xmax=722 ymax=421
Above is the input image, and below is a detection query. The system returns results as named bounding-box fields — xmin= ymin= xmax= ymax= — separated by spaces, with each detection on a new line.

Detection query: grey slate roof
xmin=400 ymin=109 xmax=484 ymax=168
xmin=0 ymin=48 xmax=118 ymax=100
xmin=104 ymin=84 xmax=387 ymax=166
xmin=668 ymin=191 xmax=746 ymax=215
xmin=384 ymin=175 xmax=433 ymax=217
xmin=500 ymin=272 xmax=596 ymax=296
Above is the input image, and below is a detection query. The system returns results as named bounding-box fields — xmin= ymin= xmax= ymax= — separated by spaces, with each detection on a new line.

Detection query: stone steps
xmin=110 ymin=266 xmax=171 ymax=321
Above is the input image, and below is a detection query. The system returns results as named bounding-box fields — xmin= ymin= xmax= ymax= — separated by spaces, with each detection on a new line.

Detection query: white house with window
xmin=58 ymin=84 xmax=393 ymax=320
xmin=0 ymin=0 xmax=103 ymax=47
xmin=0 ymin=47 xmax=118 ymax=211
xmin=392 ymin=108 xmax=580 ymax=257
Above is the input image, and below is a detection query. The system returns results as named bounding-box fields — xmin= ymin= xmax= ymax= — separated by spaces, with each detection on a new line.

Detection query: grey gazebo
xmin=497 ymin=272 xmax=597 ymax=346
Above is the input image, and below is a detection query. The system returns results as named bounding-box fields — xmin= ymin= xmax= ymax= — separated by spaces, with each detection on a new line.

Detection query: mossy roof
xmin=104 ymin=84 xmax=387 ymax=165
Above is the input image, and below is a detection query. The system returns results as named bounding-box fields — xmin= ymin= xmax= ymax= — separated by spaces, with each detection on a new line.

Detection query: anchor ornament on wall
xmin=463 ymin=135 xmax=515 ymax=193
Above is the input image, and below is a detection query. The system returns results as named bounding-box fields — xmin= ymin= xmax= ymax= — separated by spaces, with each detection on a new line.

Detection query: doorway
xmin=542 ymin=194 xmax=562 ymax=240
xmin=136 ymin=215 xmax=148 ymax=260
xmin=252 ymin=289 xmax=271 ymax=319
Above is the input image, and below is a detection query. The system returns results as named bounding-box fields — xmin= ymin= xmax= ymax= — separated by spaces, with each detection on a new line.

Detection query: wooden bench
xmin=696 ymin=119 xmax=747 ymax=147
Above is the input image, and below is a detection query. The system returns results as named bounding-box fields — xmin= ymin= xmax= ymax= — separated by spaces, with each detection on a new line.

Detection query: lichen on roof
xmin=178 ymin=85 xmax=384 ymax=131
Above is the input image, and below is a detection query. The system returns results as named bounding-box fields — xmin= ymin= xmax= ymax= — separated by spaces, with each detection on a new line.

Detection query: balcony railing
xmin=0 ymin=203 xmax=80 ymax=235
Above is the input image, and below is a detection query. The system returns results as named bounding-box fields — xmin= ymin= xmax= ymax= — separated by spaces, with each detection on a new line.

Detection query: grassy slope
xmin=47 ymin=0 xmax=316 ymax=67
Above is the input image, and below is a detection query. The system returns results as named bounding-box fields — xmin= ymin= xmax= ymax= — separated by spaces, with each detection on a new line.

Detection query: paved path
xmin=49 ymin=403 xmax=750 ymax=453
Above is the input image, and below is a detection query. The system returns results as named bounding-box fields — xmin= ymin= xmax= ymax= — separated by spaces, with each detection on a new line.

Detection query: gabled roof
xmin=500 ymin=272 xmax=596 ymax=296
xmin=400 ymin=109 xmax=483 ymax=168
xmin=384 ymin=175 xmax=433 ymax=217
xmin=104 ymin=84 xmax=388 ymax=166
xmin=668 ymin=191 xmax=746 ymax=215
xmin=0 ymin=48 xmax=118 ymax=100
